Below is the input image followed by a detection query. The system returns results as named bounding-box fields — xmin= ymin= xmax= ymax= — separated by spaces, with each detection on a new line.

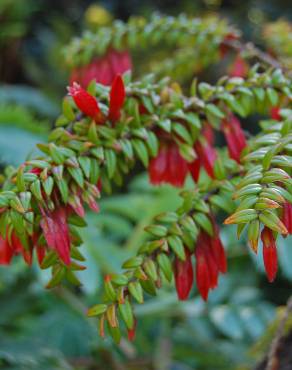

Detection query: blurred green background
xmin=0 ymin=1 xmax=292 ymax=369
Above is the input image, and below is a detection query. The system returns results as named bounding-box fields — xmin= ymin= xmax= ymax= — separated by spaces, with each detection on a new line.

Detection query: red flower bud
xmin=174 ymin=249 xmax=194 ymax=300
xmin=68 ymin=82 xmax=103 ymax=123
xmin=261 ymin=227 xmax=278 ymax=282
xmin=108 ymin=75 xmax=126 ymax=122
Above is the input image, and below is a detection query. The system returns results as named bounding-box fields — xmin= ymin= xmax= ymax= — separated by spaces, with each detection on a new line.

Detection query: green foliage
xmin=0 ymin=7 xmax=292 ymax=370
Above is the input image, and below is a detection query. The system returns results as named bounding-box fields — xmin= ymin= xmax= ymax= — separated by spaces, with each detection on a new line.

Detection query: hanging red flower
xmin=261 ymin=227 xmax=278 ymax=282
xmin=195 ymin=229 xmax=227 ymax=300
xmin=149 ymin=140 xmax=188 ymax=187
xmin=222 ymin=113 xmax=246 ymax=163
xmin=174 ymin=248 xmax=194 ymax=300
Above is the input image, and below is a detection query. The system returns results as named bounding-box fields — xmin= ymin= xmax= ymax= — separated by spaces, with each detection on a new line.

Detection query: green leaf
xmin=118 ymin=299 xmax=134 ymax=330
xmin=205 ymin=104 xmax=225 ymax=119
xmin=167 ymin=235 xmax=185 ymax=260
xmin=105 ymin=149 xmax=117 ymax=178
xmin=128 ymin=281 xmax=144 ymax=303
xmin=87 ymin=304 xmax=107 ymax=317
xmin=193 ymin=212 xmax=213 ymax=235
xmin=132 ymin=139 xmax=149 ymax=167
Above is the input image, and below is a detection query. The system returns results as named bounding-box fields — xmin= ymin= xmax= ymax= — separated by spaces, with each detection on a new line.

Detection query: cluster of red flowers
xmin=174 ymin=221 xmax=227 ymax=301
xmin=70 ymin=48 xmax=132 ymax=88
xmin=0 ymin=180 xmax=101 ymax=267
xmin=149 ymin=113 xmax=247 ymax=187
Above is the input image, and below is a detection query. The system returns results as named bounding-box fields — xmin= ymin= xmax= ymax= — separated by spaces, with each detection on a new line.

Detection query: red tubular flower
xmin=149 ymin=141 xmax=188 ymax=187
xmin=204 ymin=244 xmax=219 ymax=289
xmin=195 ymin=229 xmax=227 ymax=301
xmin=0 ymin=234 xmax=14 ymax=265
xmin=193 ymin=139 xmax=217 ymax=179
xmin=228 ymin=54 xmax=248 ymax=78
xmin=67 ymin=82 xmax=104 ymax=123
xmin=195 ymin=236 xmax=211 ymax=301
xmin=281 ymin=202 xmax=292 ymax=235
xmin=174 ymin=249 xmax=194 ymax=300
xmin=40 ymin=207 xmax=71 ymax=265
xmin=270 ymin=106 xmax=281 ymax=120
xmin=261 ymin=227 xmax=278 ymax=282
xmin=70 ymin=48 xmax=132 ymax=88
xmin=108 ymin=75 xmax=126 ymax=122
xmin=222 ymin=113 xmax=246 ymax=163
xmin=212 ymin=236 xmax=227 ymax=274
